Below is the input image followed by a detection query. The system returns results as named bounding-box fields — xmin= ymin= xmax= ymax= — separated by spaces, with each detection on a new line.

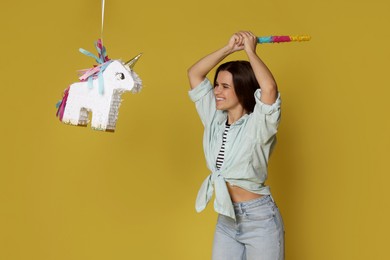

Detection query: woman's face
xmin=214 ymin=71 xmax=242 ymax=111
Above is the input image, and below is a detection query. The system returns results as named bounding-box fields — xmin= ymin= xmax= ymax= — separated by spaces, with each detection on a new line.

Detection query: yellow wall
xmin=1 ymin=0 xmax=389 ymax=259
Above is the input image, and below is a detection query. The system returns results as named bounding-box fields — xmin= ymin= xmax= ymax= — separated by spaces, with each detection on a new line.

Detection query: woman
xmin=187 ymin=31 xmax=284 ymax=260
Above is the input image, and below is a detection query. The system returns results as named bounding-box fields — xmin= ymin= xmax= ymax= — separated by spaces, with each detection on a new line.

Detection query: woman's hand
xmin=241 ymin=31 xmax=258 ymax=54
xmin=226 ymin=31 xmax=257 ymax=54
xmin=226 ymin=33 xmax=245 ymax=53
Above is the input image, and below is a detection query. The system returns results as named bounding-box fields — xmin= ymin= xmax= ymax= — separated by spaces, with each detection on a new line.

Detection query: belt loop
xmin=239 ymin=203 xmax=243 ymax=214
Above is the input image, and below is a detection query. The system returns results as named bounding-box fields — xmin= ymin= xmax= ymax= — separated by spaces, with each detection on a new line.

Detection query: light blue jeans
xmin=212 ymin=195 xmax=284 ymax=260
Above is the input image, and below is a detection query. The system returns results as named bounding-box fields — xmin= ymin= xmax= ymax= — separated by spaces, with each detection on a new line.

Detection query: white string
xmin=101 ymin=0 xmax=105 ymax=44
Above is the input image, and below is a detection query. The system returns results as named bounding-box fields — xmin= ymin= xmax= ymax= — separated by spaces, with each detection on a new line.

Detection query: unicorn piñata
xmin=56 ymin=39 xmax=142 ymax=132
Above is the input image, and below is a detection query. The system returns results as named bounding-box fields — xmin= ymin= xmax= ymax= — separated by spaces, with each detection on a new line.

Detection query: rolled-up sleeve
xmin=253 ymin=89 xmax=281 ymax=142
xmin=188 ymin=78 xmax=216 ymax=126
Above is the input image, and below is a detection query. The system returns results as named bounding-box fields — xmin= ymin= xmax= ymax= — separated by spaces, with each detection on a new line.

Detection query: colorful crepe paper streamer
xmin=257 ymin=35 xmax=311 ymax=44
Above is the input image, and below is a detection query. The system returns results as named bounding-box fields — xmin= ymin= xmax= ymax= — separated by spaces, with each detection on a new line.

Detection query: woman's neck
xmin=227 ymin=108 xmax=247 ymax=125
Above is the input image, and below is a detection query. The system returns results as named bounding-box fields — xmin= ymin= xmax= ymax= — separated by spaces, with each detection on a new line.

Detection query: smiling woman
xmin=214 ymin=71 xmax=242 ymax=114
xmin=213 ymin=60 xmax=264 ymax=122
xmin=187 ymin=31 xmax=283 ymax=260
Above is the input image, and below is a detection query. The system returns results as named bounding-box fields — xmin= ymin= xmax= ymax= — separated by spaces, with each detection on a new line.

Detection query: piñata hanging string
xmin=101 ymin=0 xmax=105 ymax=45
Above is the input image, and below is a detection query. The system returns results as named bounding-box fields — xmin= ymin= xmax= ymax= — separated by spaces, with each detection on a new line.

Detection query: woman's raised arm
xmin=239 ymin=31 xmax=278 ymax=104
xmin=187 ymin=34 xmax=244 ymax=89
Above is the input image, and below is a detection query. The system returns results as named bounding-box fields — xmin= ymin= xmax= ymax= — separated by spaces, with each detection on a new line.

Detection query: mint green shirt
xmin=189 ymin=78 xmax=281 ymax=220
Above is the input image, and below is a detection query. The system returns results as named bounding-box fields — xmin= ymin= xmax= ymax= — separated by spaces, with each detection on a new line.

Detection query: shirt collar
xmin=216 ymin=111 xmax=249 ymax=126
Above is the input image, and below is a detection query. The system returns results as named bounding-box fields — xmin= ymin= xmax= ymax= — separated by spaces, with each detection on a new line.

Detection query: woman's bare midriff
xmin=226 ymin=182 xmax=262 ymax=203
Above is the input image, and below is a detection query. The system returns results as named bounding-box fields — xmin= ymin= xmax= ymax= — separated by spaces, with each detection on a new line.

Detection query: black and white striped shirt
xmin=216 ymin=122 xmax=231 ymax=170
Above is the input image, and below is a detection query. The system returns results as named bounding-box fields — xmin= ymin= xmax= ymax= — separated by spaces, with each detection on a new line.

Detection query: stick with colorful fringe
xmin=257 ymin=35 xmax=311 ymax=44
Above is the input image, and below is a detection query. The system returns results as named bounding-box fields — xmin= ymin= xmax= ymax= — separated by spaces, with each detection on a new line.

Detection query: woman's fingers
xmin=238 ymin=31 xmax=257 ymax=52
xmin=228 ymin=31 xmax=257 ymax=53
xmin=233 ymin=33 xmax=243 ymax=46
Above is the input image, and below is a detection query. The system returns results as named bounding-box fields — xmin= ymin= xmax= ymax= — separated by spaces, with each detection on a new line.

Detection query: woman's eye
xmin=116 ymin=73 xmax=125 ymax=80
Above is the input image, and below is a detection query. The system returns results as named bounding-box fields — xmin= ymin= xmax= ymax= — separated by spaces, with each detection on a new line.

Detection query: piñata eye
xmin=116 ymin=72 xmax=125 ymax=80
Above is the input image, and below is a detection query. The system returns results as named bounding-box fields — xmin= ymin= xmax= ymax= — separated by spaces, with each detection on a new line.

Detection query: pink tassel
xmin=56 ymin=87 xmax=70 ymax=121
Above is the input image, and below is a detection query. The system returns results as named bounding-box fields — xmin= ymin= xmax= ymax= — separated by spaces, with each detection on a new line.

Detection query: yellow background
xmin=1 ymin=0 xmax=389 ymax=259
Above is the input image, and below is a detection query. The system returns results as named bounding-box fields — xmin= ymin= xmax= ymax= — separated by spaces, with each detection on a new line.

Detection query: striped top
xmin=216 ymin=122 xmax=231 ymax=170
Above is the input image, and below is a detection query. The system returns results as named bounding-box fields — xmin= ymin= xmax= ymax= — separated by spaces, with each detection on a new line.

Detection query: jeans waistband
xmin=233 ymin=195 xmax=273 ymax=212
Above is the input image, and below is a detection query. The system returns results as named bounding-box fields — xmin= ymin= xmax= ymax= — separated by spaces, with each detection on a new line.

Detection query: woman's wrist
xmin=245 ymin=44 xmax=257 ymax=53
xmin=245 ymin=48 xmax=258 ymax=59
xmin=221 ymin=45 xmax=235 ymax=56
